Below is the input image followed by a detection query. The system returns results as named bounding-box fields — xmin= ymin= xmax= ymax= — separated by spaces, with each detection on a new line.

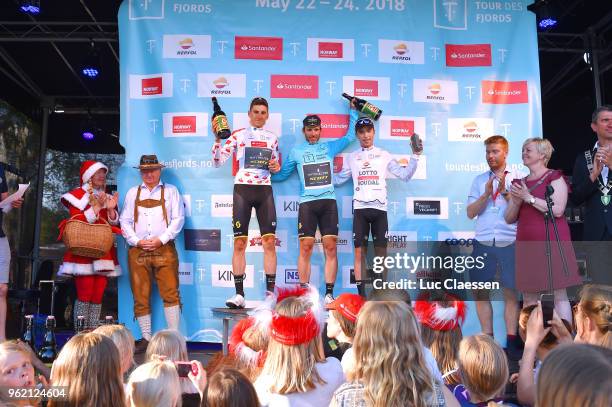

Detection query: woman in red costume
xmin=58 ymin=160 xmax=121 ymax=328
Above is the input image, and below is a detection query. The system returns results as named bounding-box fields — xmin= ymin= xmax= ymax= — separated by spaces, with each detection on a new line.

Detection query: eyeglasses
xmin=356 ymin=117 xmax=374 ymax=127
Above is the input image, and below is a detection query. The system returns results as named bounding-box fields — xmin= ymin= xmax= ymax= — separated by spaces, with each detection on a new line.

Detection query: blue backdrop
xmin=118 ymin=0 xmax=542 ymax=342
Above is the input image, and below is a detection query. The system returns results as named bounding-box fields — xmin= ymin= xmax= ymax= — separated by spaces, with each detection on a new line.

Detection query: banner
xmin=118 ymin=0 xmax=542 ymax=341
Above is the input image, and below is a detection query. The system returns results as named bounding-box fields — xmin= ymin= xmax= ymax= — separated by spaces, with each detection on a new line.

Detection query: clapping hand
xmin=106 ymin=192 xmax=119 ymax=210
xmin=510 ymin=180 xmax=531 ymax=203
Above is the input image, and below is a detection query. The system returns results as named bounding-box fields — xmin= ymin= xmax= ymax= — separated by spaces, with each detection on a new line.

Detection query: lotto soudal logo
xmin=446 ymin=44 xmax=492 ymax=67
xmin=142 ymin=77 xmax=163 ymax=95
xmin=354 ymin=80 xmax=378 ymax=97
xmin=162 ymin=35 xmax=211 ymax=59
xmin=307 ymin=114 xmax=349 ymax=138
xmin=448 ymin=118 xmax=494 ymax=142
xmin=390 ymin=120 xmax=414 ymax=137
xmin=172 ymin=115 xmax=196 ymax=133
xmin=270 ymin=75 xmax=318 ymax=99
xmin=235 ymin=36 xmax=283 ymax=60
xmin=318 ymin=42 xmax=343 ymax=58
xmin=413 ymin=79 xmax=459 ymax=104
xmin=482 ymin=80 xmax=529 ymax=104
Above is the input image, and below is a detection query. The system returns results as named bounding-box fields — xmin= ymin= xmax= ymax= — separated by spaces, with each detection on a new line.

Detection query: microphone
xmin=545 ymin=185 xmax=554 ymax=198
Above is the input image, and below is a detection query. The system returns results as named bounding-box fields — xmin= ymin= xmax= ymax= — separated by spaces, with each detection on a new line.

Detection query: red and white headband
xmin=414 ymin=295 xmax=467 ymax=331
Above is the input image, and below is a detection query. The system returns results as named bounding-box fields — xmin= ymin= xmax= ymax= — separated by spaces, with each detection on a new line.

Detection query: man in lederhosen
xmin=120 ymin=155 xmax=185 ymax=352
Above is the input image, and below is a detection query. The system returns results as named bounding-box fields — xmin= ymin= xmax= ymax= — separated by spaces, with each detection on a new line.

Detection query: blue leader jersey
xmin=272 ymin=110 xmax=358 ymax=203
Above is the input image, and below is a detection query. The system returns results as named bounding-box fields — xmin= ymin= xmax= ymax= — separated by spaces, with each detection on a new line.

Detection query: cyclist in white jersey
xmin=334 ymin=117 xmax=423 ymax=296
xmin=211 ymin=97 xmax=280 ymax=308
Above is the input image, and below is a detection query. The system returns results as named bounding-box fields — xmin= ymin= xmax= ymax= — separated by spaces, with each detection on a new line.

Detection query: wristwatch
xmin=528 ymin=196 xmax=536 ymax=205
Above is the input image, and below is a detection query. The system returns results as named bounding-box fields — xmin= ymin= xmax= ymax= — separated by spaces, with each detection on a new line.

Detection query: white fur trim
xmin=432 ymin=303 xmax=458 ymax=322
xmin=58 ymin=261 xmax=121 ymax=277
xmin=82 ymin=162 xmax=108 ymax=184
xmin=84 ymin=207 xmax=97 ymax=223
xmin=92 ymin=259 xmax=115 ymax=271
xmin=61 ymin=189 xmax=90 ymax=211
xmin=235 ymin=343 xmax=262 ymax=367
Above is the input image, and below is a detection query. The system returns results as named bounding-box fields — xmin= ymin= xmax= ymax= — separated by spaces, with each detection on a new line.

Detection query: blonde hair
xmin=145 ymin=329 xmax=196 ymax=394
xmin=331 ymin=309 xmax=357 ymax=339
xmin=48 ymin=333 xmax=125 ymax=407
xmin=0 ymin=341 xmax=37 ymax=405
xmin=420 ymin=324 xmax=462 ymax=386
xmin=457 ymin=335 xmax=508 ymax=406
xmin=260 ymin=296 xmax=325 ymax=394
xmin=536 ymin=344 xmax=612 ymax=407
xmin=126 ymin=360 xmax=182 ymax=407
xmin=352 ymin=301 xmax=435 ymax=407
xmin=206 ymin=368 xmax=259 ymax=407
xmin=578 ymin=284 xmax=612 ymax=349
xmin=522 ymin=137 xmax=554 ymax=165
xmin=94 ymin=324 xmax=135 ymax=375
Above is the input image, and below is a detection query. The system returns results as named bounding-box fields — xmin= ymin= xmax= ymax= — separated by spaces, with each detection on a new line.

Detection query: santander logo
xmin=309 ymin=114 xmax=350 ymax=138
xmin=172 ymin=116 xmax=196 ymax=134
xmin=235 ymin=36 xmax=283 ymax=60
xmin=271 ymin=75 xmax=318 ymax=99
xmin=446 ymin=44 xmax=492 ymax=67
xmin=141 ymin=77 xmax=163 ymax=95
xmin=481 ymin=80 xmax=529 ymax=104
xmin=354 ymin=80 xmax=378 ymax=97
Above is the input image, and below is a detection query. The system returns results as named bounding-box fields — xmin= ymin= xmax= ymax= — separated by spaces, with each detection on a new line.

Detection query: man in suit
xmin=571 ymin=105 xmax=612 ymax=285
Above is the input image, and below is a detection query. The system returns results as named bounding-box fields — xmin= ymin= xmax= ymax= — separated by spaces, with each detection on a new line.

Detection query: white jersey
xmin=211 ymin=126 xmax=279 ymax=185
xmin=335 ymin=146 xmax=418 ymax=211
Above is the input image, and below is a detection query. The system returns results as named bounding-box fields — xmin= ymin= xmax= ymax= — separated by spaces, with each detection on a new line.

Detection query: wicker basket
xmin=62 ymin=217 xmax=114 ymax=259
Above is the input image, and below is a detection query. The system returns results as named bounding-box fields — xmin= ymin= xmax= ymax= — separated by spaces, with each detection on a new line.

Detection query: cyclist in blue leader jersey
xmin=271 ymin=104 xmax=358 ymax=304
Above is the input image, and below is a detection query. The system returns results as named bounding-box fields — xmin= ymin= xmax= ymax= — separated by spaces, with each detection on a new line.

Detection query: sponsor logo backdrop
xmin=118 ymin=0 xmax=541 ymax=341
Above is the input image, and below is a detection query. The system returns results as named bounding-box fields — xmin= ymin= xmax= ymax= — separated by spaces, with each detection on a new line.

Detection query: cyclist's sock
xmin=265 ymin=274 xmax=276 ymax=292
xmin=233 ymin=274 xmax=245 ymax=297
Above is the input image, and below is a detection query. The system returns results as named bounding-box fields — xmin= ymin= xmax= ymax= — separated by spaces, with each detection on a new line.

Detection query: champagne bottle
xmin=342 ymin=93 xmax=382 ymax=120
xmin=76 ymin=315 xmax=86 ymax=334
xmin=211 ymin=97 xmax=231 ymax=139
xmin=37 ymin=316 xmax=58 ymax=367
xmin=22 ymin=315 xmax=36 ymax=352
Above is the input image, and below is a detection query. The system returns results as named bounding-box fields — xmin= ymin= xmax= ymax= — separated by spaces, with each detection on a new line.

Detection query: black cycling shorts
xmin=233 ymin=184 xmax=276 ymax=238
xmin=298 ymin=199 xmax=338 ymax=239
xmin=353 ymin=208 xmax=388 ymax=248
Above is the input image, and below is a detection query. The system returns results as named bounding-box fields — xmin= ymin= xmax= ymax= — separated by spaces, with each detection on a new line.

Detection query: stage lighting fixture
xmin=80 ymin=42 xmax=101 ymax=79
xmin=20 ymin=0 xmax=40 ymax=14
xmin=81 ymin=115 xmax=99 ymax=141
xmin=82 ymin=131 xmax=95 ymax=140
xmin=527 ymin=1 xmax=558 ymax=30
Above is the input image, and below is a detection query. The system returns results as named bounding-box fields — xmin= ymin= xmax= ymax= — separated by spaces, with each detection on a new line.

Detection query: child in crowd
xmin=516 ymin=304 xmax=572 ymax=405
xmin=254 ymin=287 xmax=345 ymax=406
xmin=453 ymin=334 xmax=518 ymax=407
xmin=126 ymin=360 xmax=181 ymax=407
xmin=145 ymin=329 xmax=201 ymax=407
xmin=207 ymin=314 xmax=269 ymax=382
xmin=415 ymin=295 xmax=466 ymax=387
xmin=94 ymin=324 xmax=135 ymax=380
xmin=326 ymin=293 xmax=366 ymax=375
xmin=0 ymin=340 xmax=43 ymax=406
xmin=205 ymin=368 xmax=259 ymax=407
xmin=331 ymin=301 xmax=456 ymax=407
xmin=536 ymin=344 xmax=612 ymax=407
xmin=48 ymin=332 xmax=125 ymax=407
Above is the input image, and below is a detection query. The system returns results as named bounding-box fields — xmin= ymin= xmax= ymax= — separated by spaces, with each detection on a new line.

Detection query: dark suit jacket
xmin=571 ymin=151 xmax=612 ymax=240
